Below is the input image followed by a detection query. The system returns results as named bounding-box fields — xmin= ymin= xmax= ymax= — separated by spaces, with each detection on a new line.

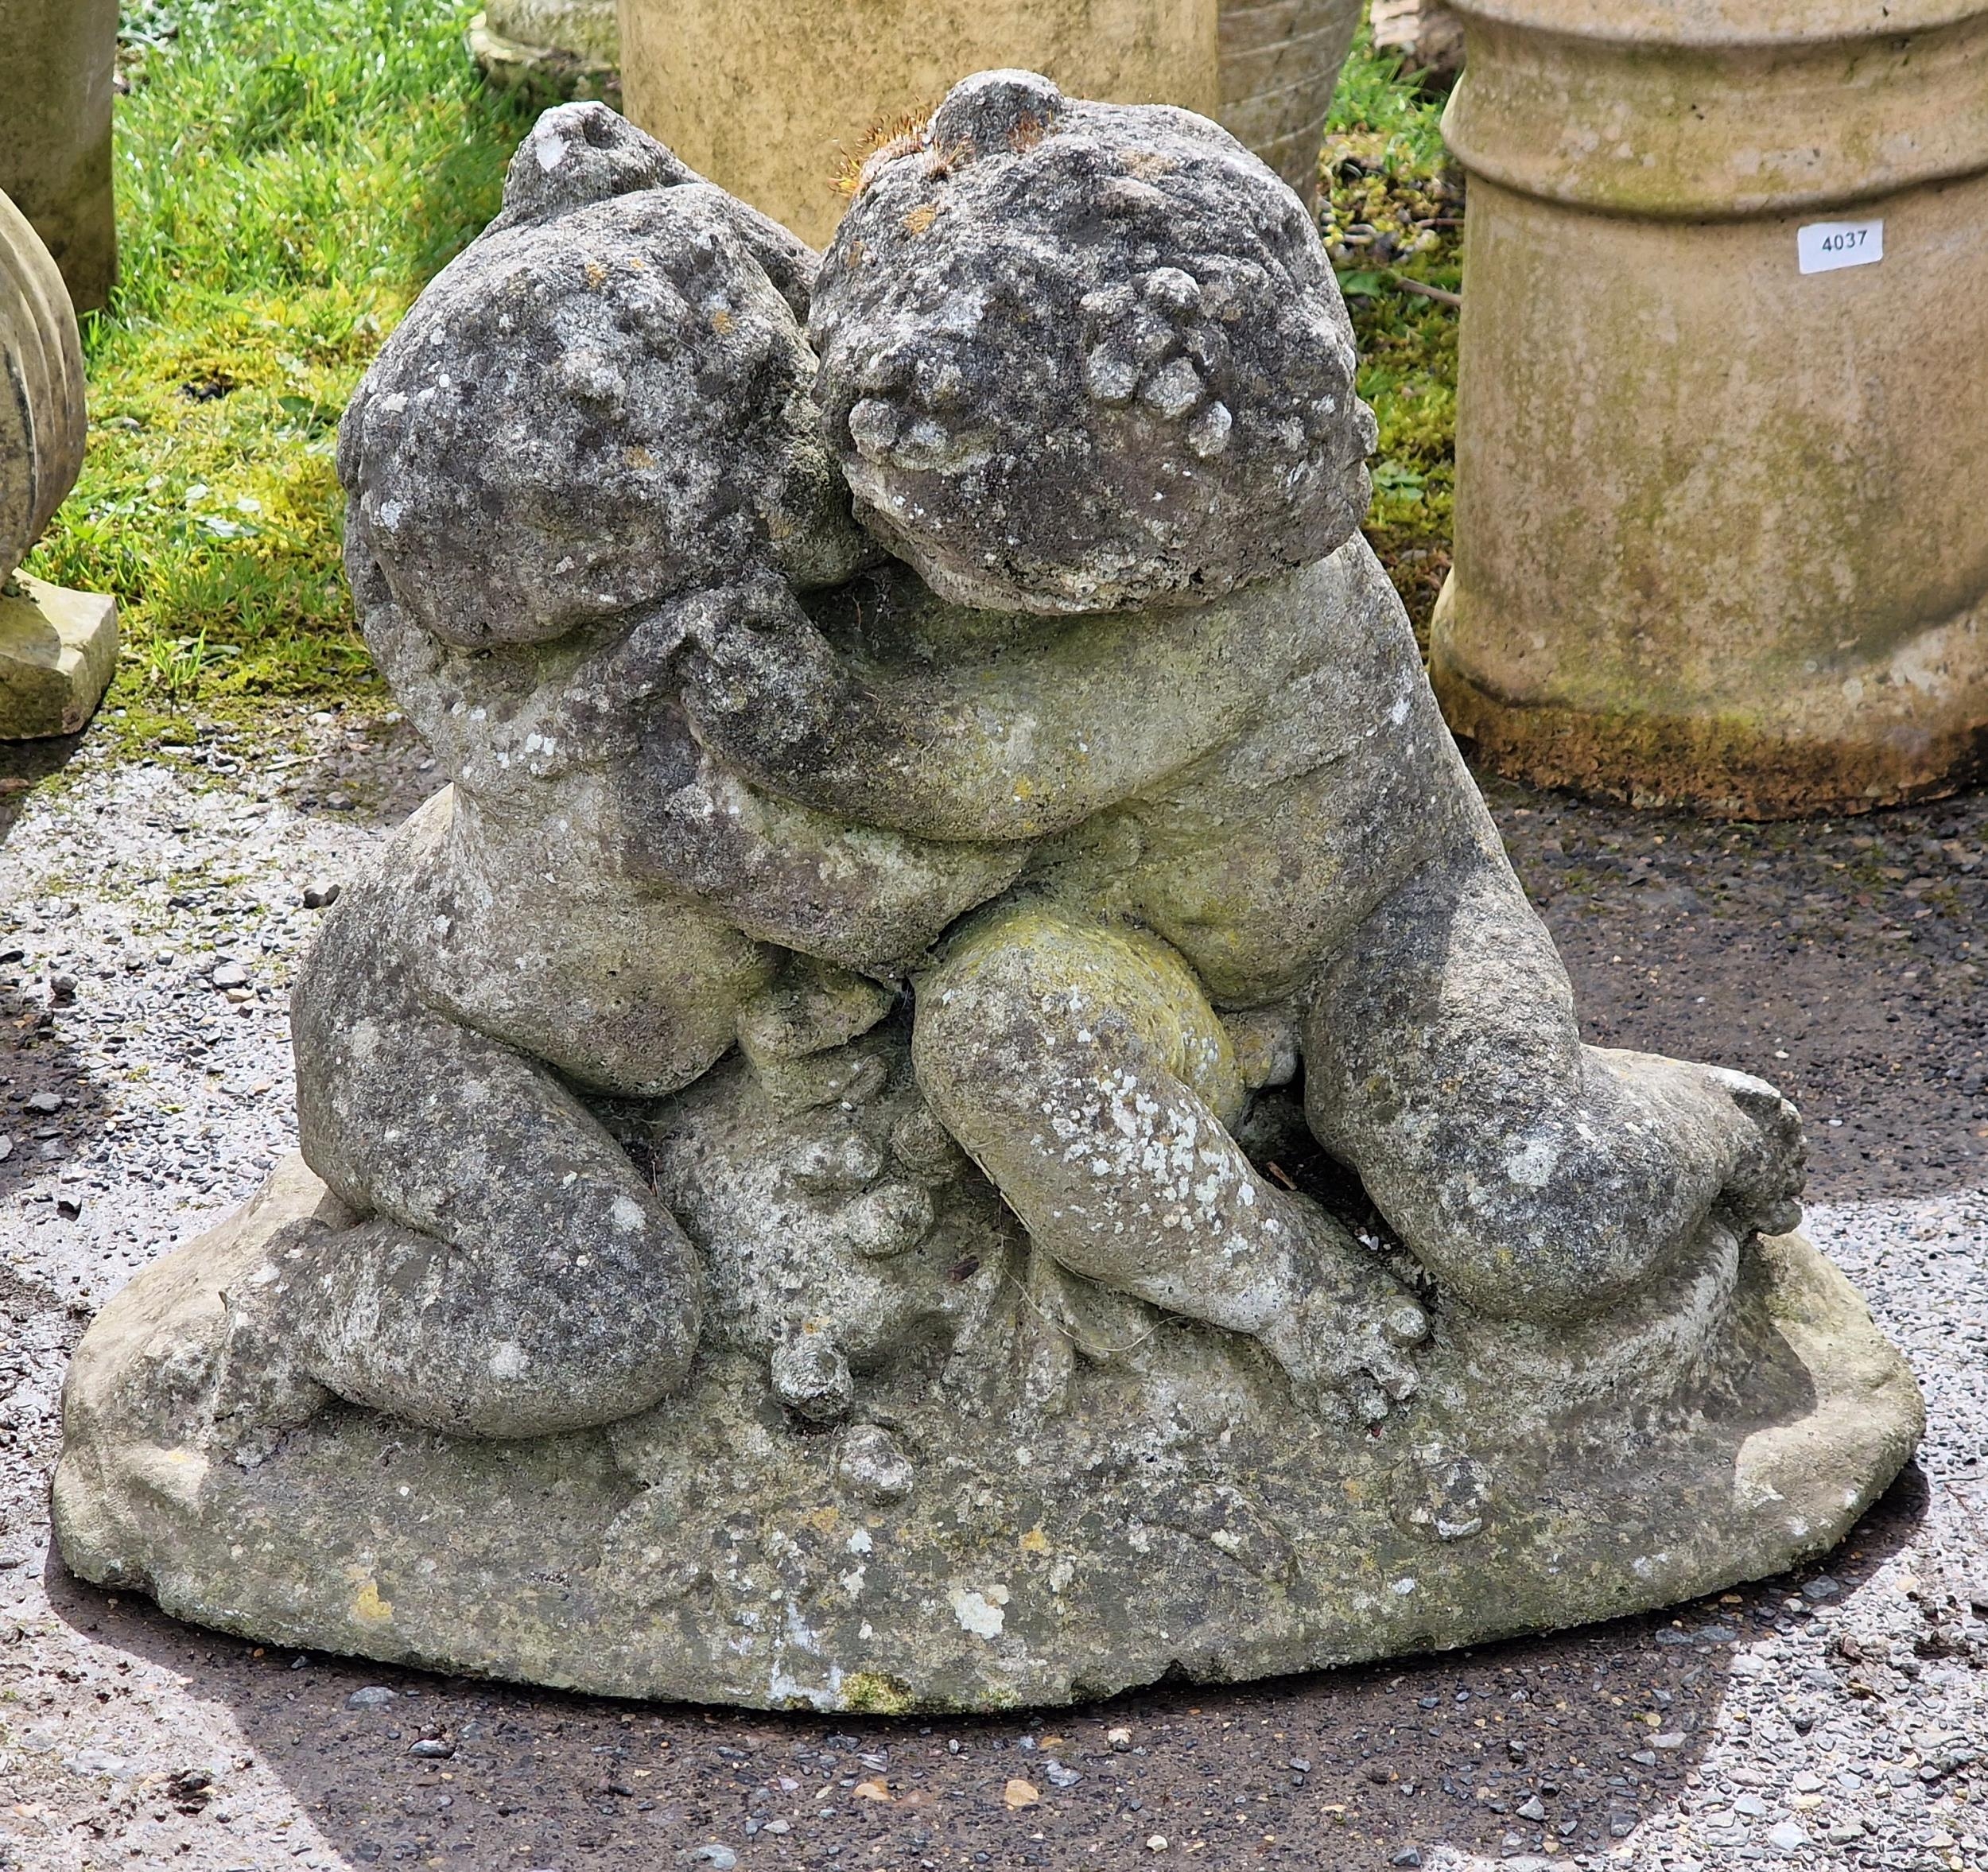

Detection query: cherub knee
xmin=913 ymin=937 xmax=1067 ymax=1132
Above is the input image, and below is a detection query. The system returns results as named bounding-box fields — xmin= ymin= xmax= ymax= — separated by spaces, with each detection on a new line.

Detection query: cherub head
xmin=339 ymin=106 xmax=866 ymax=648
xmin=809 ymin=71 xmax=1378 ymax=616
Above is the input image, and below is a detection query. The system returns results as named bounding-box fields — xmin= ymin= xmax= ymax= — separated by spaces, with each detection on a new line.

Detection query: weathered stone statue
xmin=0 ymin=0 xmax=118 ymax=313
xmin=56 ymin=83 xmax=1922 ymax=1712
xmin=619 ymin=0 xmax=1363 ymax=245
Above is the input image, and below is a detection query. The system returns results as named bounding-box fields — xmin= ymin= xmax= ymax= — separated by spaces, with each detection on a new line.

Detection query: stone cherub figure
xmin=278 ymin=107 xmax=1029 ymax=1438
xmin=282 ymin=76 xmax=1801 ymax=1440
xmin=676 ymin=70 xmax=1807 ymax=1405
xmin=52 ymin=78 xmax=1920 ymax=1715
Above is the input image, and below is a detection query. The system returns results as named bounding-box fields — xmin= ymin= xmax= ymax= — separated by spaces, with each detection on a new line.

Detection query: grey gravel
xmin=0 ymin=716 xmax=1983 ymax=1872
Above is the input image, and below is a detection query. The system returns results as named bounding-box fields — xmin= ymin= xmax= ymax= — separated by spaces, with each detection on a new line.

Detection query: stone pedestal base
xmin=55 ymin=1123 xmax=1921 ymax=1712
xmin=1431 ymin=572 xmax=1988 ymax=820
xmin=0 ymin=573 xmax=117 ymax=739
xmin=467 ymin=11 xmax=621 ymax=110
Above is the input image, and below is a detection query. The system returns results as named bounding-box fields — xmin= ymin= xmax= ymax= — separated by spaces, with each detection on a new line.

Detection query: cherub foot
xmin=1256 ymin=1196 xmax=1429 ymax=1422
xmin=1698 ymin=1064 xmax=1806 ymax=1238
xmin=1621 ymin=1054 xmax=1806 ymax=1241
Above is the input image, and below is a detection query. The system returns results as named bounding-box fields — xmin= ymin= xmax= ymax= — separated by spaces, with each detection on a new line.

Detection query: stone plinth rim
xmin=1443 ymin=0 xmax=1986 ymax=52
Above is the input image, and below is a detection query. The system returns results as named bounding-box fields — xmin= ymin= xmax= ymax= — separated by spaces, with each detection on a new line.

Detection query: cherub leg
xmin=1302 ymin=846 xmax=1804 ymax=1322
xmin=274 ymin=889 xmax=702 ymax=1439
xmin=914 ymin=906 xmax=1425 ymax=1414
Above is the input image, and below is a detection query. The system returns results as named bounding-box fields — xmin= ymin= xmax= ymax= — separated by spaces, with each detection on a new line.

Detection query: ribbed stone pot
xmin=469 ymin=0 xmax=620 ymax=109
xmin=1 ymin=187 xmax=116 ymax=739
xmin=1 ymin=188 xmax=85 ymax=578
xmin=1429 ymin=0 xmax=1988 ymax=818
xmin=616 ymin=0 xmax=1361 ymax=246
xmin=0 ymin=0 xmax=118 ymax=313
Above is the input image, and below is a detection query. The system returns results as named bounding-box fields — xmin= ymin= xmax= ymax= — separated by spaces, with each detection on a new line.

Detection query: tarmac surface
xmin=2 ymin=712 xmax=1982 ymax=1872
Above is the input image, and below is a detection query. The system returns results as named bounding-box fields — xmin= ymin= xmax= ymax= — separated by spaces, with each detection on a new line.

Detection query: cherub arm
xmin=673 ymin=573 xmax=1303 ymax=842
xmin=610 ymin=702 xmax=1027 ymax=978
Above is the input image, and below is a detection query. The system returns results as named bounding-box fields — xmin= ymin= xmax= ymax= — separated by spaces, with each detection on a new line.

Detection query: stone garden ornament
xmin=1433 ymin=0 xmax=1988 ymax=817
xmin=0 ymin=185 xmax=118 ymax=739
xmin=56 ymin=84 xmax=1922 ymax=1712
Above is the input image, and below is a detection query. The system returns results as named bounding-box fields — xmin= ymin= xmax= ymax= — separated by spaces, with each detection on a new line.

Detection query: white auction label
xmin=1798 ymin=219 xmax=1885 ymax=275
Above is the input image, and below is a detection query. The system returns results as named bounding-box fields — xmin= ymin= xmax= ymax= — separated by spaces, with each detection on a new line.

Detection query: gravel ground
xmin=1 ymin=715 xmax=1983 ymax=1872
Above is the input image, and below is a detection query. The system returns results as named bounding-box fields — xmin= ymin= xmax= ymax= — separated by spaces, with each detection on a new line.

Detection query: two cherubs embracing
xmin=277 ymin=75 xmax=1804 ymax=1443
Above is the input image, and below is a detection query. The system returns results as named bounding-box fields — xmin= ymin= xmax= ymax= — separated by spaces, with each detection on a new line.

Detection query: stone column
xmin=1 ymin=188 xmax=117 ymax=739
xmin=1429 ymin=0 xmax=1988 ymax=818
xmin=616 ymin=0 xmax=1358 ymax=247
xmin=470 ymin=0 xmax=621 ymax=108
xmin=1216 ymin=0 xmax=1365 ymax=197
xmin=0 ymin=0 xmax=118 ymax=314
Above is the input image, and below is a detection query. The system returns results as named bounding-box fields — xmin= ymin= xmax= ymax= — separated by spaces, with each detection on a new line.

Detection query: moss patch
xmin=1322 ymin=26 xmax=1462 ymax=641
xmin=21 ymin=0 xmax=536 ymax=744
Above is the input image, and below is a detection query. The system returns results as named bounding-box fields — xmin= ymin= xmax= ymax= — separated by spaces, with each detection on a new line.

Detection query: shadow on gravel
xmin=34 ymin=1464 xmax=1931 ymax=1872
xmin=269 ymin=708 xmax=438 ymax=832
xmin=1 ymin=977 xmax=114 ymax=1218
xmin=0 ymin=731 xmax=86 ymax=849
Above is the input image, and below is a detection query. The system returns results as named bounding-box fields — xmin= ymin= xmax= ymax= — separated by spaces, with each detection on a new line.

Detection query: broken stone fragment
xmin=0 ymin=574 xmax=117 ymax=740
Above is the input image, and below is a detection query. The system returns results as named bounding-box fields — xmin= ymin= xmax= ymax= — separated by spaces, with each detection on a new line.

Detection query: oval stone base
xmin=53 ymin=1128 xmax=1921 ymax=1711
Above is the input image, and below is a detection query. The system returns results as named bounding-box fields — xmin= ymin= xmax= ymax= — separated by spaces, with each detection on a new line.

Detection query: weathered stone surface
xmin=55 ymin=1132 xmax=1920 ymax=1710
xmin=0 ymin=0 xmax=118 ymax=313
xmin=56 ymin=85 xmax=1923 ymax=1709
xmin=812 ymin=72 xmax=1374 ymax=614
xmin=339 ymin=107 xmax=864 ymax=649
xmin=2 ymin=184 xmax=115 ymax=740
xmin=1 ymin=186 xmax=87 ymax=585
xmin=487 ymin=0 xmax=619 ymax=64
xmin=0 ymin=573 xmax=118 ymax=739
xmin=1370 ymin=0 xmax=1464 ymax=87
xmin=1432 ymin=0 xmax=1988 ymax=816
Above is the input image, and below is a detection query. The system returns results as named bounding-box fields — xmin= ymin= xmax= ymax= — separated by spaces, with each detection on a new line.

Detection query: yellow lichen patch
xmin=842 ymin=1670 xmax=914 ymax=1715
xmin=583 ymin=260 xmax=608 ymax=289
xmin=804 ymin=1505 xmax=841 ymax=1537
xmin=349 ymin=1576 xmax=394 ymax=1626
xmin=1019 ymin=1525 xmax=1051 ymax=1555
xmin=624 ymin=446 xmax=656 ymax=470
xmin=710 ymin=309 xmax=736 ymax=336
xmin=902 ymin=201 xmax=940 ymax=237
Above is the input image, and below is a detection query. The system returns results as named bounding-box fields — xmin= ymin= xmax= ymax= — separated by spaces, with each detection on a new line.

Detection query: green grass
xmin=23 ymin=0 xmax=533 ymax=731
xmin=1323 ymin=25 xmax=1462 ymax=638
xmin=25 ymin=5 xmax=1460 ymax=732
